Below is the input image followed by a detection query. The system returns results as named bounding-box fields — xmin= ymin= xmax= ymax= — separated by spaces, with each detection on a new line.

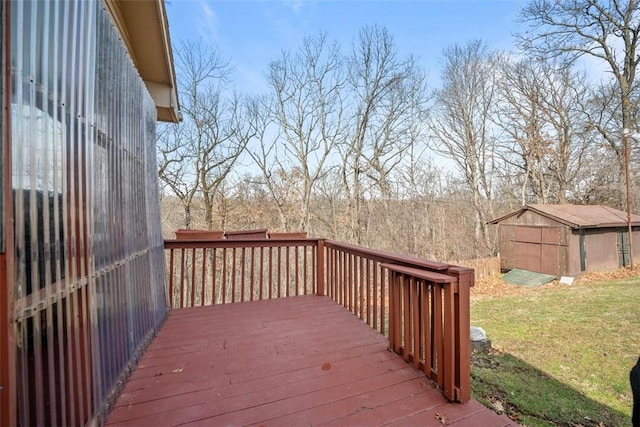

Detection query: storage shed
xmin=489 ymin=204 xmax=640 ymax=276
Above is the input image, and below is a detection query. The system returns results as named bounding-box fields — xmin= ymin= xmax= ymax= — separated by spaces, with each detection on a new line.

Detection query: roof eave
xmin=103 ymin=0 xmax=181 ymax=123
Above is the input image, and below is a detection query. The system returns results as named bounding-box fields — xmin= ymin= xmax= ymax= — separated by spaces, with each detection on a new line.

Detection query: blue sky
xmin=166 ymin=0 xmax=527 ymax=93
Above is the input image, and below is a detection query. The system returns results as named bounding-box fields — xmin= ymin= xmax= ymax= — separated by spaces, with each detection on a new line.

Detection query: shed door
xmin=618 ymin=230 xmax=630 ymax=267
xmin=512 ymin=227 xmax=564 ymax=275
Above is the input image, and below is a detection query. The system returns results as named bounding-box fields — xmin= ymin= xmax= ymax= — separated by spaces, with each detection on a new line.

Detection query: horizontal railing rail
xmin=164 ymin=238 xmax=320 ymax=308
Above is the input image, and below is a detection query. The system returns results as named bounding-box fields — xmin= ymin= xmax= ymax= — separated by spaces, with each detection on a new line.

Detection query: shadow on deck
xmin=106 ymin=296 xmax=515 ymax=426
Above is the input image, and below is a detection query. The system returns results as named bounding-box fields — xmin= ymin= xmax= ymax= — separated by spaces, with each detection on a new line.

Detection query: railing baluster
xmin=240 ymin=247 xmax=246 ymax=302
xmin=168 ymin=247 xmax=175 ymax=308
xmin=348 ymin=253 xmax=353 ymax=312
xmin=380 ymin=263 xmax=386 ymax=336
xmin=211 ymin=248 xmax=217 ymax=305
xmin=358 ymin=255 xmax=362 ymax=315
xmin=268 ymin=247 xmax=273 ymax=299
xmin=295 ymin=245 xmax=300 ymax=296
xmin=411 ymin=277 xmax=420 ymax=369
xmin=303 ymin=245 xmax=307 ymax=295
xmin=200 ymin=248 xmax=206 ymax=306
xmin=434 ymin=283 xmax=444 ymax=390
xmin=423 ymin=281 xmax=432 ymax=380
xmin=311 ymin=245 xmax=316 ymax=294
xmin=366 ymin=259 xmax=371 ymax=326
xmin=259 ymin=247 xmax=264 ymax=300
xmin=402 ymin=274 xmax=410 ymax=362
xmin=190 ymin=248 xmax=196 ymax=307
xmin=285 ymin=246 xmax=290 ymax=298
xmin=277 ymin=247 xmax=282 ymax=298
xmin=179 ymin=248 xmax=185 ymax=308
xmin=250 ymin=247 xmax=255 ymax=301
xmin=372 ymin=260 xmax=377 ymax=330
xmin=222 ymin=248 xmax=227 ymax=304
xmin=232 ymin=248 xmax=237 ymax=303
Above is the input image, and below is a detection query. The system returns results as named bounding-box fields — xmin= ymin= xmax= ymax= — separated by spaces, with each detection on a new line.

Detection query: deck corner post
xmin=447 ymin=265 xmax=473 ymax=403
xmin=316 ymin=239 xmax=325 ymax=296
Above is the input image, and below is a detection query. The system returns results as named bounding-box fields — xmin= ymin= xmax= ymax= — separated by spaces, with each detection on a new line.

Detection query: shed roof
xmin=489 ymin=204 xmax=640 ymax=229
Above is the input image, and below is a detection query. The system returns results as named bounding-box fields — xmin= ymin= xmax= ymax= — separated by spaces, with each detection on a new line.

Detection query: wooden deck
xmin=106 ymin=295 xmax=516 ymax=426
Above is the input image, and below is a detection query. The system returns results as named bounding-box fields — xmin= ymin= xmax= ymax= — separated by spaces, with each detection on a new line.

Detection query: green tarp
xmin=502 ymin=268 xmax=556 ymax=286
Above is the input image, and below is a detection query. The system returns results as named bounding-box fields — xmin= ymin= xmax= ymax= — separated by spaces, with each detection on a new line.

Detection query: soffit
xmin=103 ymin=0 xmax=180 ymax=122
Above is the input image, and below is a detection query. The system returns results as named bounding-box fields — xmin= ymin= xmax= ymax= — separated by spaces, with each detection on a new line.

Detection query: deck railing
xmin=323 ymin=240 xmax=472 ymax=403
xmin=163 ymin=238 xmax=473 ymax=403
xmin=164 ymin=239 xmax=319 ymax=306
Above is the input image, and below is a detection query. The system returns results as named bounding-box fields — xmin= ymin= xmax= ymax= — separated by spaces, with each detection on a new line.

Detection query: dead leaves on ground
xmin=434 ymin=412 xmax=447 ymax=424
xmin=471 ymin=265 xmax=640 ymax=302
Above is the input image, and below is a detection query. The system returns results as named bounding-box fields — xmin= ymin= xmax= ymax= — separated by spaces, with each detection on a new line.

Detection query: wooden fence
xmin=447 ymin=256 xmax=501 ymax=280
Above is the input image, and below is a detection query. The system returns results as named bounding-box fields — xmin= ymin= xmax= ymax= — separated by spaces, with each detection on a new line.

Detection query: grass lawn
xmin=470 ymin=276 xmax=640 ymax=426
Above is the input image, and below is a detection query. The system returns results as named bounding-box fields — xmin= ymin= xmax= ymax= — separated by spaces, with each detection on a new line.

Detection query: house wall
xmin=7 ymin=1 xmax=168 ymax=425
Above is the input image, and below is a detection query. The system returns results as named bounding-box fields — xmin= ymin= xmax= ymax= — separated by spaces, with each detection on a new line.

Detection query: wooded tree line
xmin=158 ymin=0 xmax=640 ymax=261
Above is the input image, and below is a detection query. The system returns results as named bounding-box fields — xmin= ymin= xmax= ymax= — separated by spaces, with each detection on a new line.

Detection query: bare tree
xmin=264 ymin=32 xmax=346 ymax=233
xmin=341 ymin=25 xmax=429 ymax=244
xmin=198 ymin=91 xmax=252 ymax=229
xmin=244 ymin=95 xmax=296 ymax=231
xmin=495 ymin=57 xmax=591 ymax=204
xmin=518 ymin=0 xmax=640 ymax=208
xmin=162 ymin=39 xmax=246 ymax=230
xmin=157 ymin=122 xmax=199 ymax=228
xmin=429 ymin=40 xmax=498 ymax=253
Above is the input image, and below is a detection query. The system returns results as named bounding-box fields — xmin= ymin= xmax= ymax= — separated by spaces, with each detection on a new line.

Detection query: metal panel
xmin=513 ymin=242 xmax=541 ymax=272
xmin=583 ymin=229 xmax=621 ymax=272
xmin=514 ymin=226 xmax=542 ymax=244
xmin=0 ymin=2 xmax=13 ymax=424
xmin=498 ymin=225 xmax=515 ymax=271
xmin=541 ymin=227 xmax=561 ymax=245
xmin=509 ymin=226 xmax=566 ymax=275
xmin=540 ymin=244 xmax=560 ymax=276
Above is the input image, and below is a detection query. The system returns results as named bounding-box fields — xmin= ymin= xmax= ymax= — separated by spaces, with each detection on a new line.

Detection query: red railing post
xmin=442 ymin=281 xmax=456 ymax=400
xmin=447 ymin=265 xmax=473 ymax=403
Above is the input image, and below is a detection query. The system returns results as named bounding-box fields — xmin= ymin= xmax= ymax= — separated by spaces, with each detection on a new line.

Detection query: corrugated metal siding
xmin=9 ymin=1 xmax=167 ymax=425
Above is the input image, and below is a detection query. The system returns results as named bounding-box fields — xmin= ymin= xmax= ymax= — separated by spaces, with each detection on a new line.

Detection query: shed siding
xmin=633 ymin=227 xmax=640 ymax=262
xmin=583 ymin=228 xmax=629 ymax=272
xmin=567 ymin=231 xmax=582 ymax=276
xmin=498 ymin=225 xmax=514 ymax=270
